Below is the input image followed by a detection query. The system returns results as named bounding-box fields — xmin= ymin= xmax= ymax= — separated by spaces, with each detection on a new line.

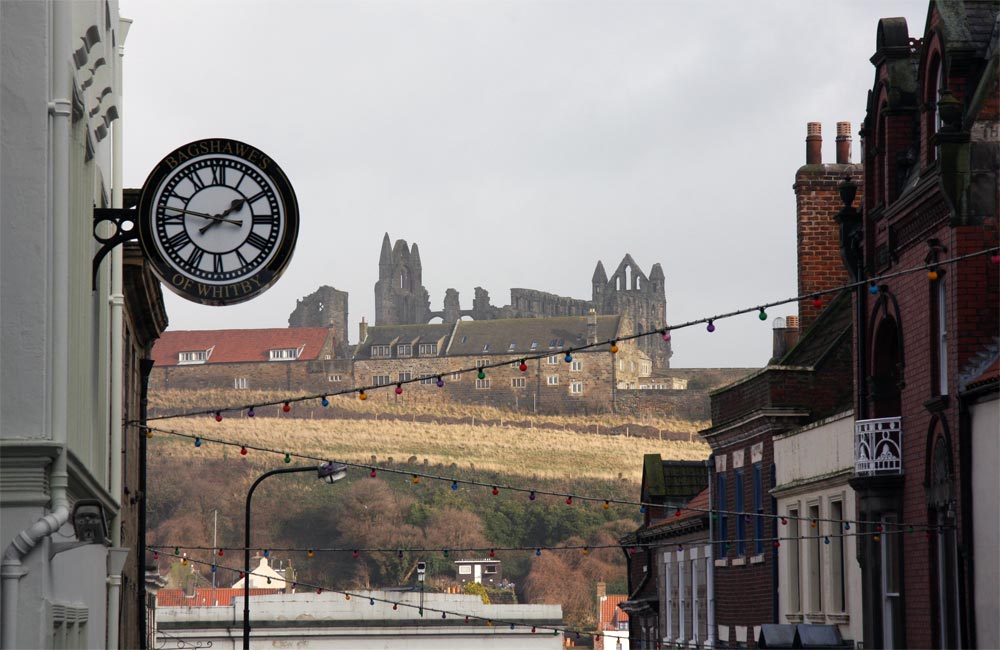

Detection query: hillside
xmin=146 ymin=396 xmax=710 ymax=631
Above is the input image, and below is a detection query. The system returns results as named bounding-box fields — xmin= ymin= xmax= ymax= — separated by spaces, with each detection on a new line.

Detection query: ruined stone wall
xmin=287 ymin=286 xmax=350 ymax=355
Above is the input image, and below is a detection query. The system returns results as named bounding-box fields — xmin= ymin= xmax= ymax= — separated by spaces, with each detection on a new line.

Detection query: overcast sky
xmin=121 ymin=0 xmax=927 ymax=368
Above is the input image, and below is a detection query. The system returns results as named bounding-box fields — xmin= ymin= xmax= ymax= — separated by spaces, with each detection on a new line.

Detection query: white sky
xmin=121 ymin=0 xmax=928 ymax=368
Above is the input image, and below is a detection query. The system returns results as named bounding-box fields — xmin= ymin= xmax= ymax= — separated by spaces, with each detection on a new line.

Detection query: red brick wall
xmin=793 ymin=150 xmax=863 ymax=332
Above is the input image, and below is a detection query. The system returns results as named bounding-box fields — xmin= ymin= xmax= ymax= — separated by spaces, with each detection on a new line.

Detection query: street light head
xmin=318 ymin=462 xmax=348 ymax=484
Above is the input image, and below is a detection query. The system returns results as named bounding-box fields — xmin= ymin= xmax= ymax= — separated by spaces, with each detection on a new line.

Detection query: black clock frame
xmin=135 ymin=138 xmax=299 ymax=306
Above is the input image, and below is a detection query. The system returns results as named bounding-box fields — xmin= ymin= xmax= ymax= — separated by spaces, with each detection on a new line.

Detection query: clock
xmin=137 ymin=138 xmax=299 ymax=305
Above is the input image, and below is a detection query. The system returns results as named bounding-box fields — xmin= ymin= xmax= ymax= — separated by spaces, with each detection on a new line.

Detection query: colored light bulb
xmin=535 ymin=548 xmax=541 ymax=556
xmin=215 ymin=411 xmax=222 ymax=422
xmin=773 ymin=540 xmax=781 ymax=547
xmin=678 ymin=544 xmax=683 ymax=552
xmin=706 ymin=321 xmax=716 ymax=333
xmin=582 ymin=547 xmax=589 ymax=555
xmin=603 ymin=500 xmax=610 ymax=510
xmin=436 ymin=376 xmax=445 ymax=387
xmin=359 ymin=390 xmax=367 ymax=400
xmin=640 ymin=505 xmax=646 ymax=514
xmin=211 ymin=565 xmax=217 ymax=573
xmin=492 ymin=486 xmax=499 ymax=495
xmin=519 ymin=361 xmax=528 ymax=371
xmin=352 ymin=550 xmax=359 ymax=559
xmin=824 ymin=536 xmax=830 ymax=545
xmin=489 ymin=549 xmax=495 ymax=557
xmin=283 ymin=402 xmax=290 ymax=412
xmin=869 ymin=284 xmax=879 ymax=295
xmin=307 ymin=549 xmax=314 ymax=558
xmin=395 ymin=384 xmax=403 ymax=395
xmin=844 ymin=522 xmax=851 ymax=530
xmin=393 ymin=604 xmax=398 ymax=610
xmin=564 ymin=353 xmax=572 ymax=363
xmin=412 ymin=475 xmax=420 ymax=484
xmin=451 ymin=481 xmax=458 ymax=490
xmin=370 ymin=598 xmax=375 ymax=606
xmin=153 ymin=552 xmax=159 ymax=560
xmin=529 ymin=491 xmax=536 ymax=501
xmin=263 ymin=549 xmax=269 ymax=557
xmin=146 ymin=429 xmax=153 ymax=439
xmin=398 ymin=550 xmax=404 ymax=558
xmin=812 ymin=298 xmax=823 ymax=308
xmin=321 ymin=396 xmax=329 ymax=407
xmin=758 ymin=309 xmax=767 ymax=321
xmin=477 ymin=369 xmax=485 ymax=380
xmin=194 ymin=437 xmax=201 ymax=447
xmin=443 ymin=549 xmax=449 ymax=557
xmin=609 ymin=342 xmax=619 ymax=353
xmin=565 ymin=496 xmax=573 ymax=505
xmin=780 ymin=517 xmax=787 ymax=525
xmin=873 ymin=534 xmax=881 ymax=542
xmin=240 ymin=446 xmax=248 ymax=455
xmin=370 ymin=468 xmax=377 ymax=478
xmin=284 ymin=453 xmax=291 ymax=463
xmin=927 ymin=270 xmax=939 ymax=281
xmin=248 ymin=407 xmax=255 ymax=417
xmin=218 ymin=549 xmax=224 ymax=556
xmin=661 ymin=329 xmax=672 ymax=342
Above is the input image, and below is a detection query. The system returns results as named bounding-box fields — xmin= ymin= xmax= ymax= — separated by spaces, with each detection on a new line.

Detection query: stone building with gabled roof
xmin=149 ymin=327 xmax=349 ymax=396
xmin=352 ymin=312 xmax=651 ymax=414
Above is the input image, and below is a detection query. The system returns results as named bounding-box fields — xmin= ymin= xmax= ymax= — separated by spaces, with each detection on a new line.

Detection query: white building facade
xmin=771 ymin=410 xmax=862 ymax=645
xmin=158 ymin=591 xmax=564 ymax=649
xmin=1 ymin=1 xmax=151 ymax=648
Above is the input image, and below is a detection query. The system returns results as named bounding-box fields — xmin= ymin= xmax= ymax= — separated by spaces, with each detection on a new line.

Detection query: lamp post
xmin=243 ymin=462 xmax=347 ymax=650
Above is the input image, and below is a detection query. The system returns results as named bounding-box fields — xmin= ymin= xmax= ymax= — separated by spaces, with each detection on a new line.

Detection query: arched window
xmin=870 ymin=316 xmax=902 ymax=418
xmin=925 ymin=52 xmax=943 ymax=165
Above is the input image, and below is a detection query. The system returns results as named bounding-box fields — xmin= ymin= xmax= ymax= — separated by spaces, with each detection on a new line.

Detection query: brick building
xmin=693 ymin=118 xmax=861 ymax=649
xmin=619 ymin=455 xmax=706 ymax=649
xmin=844 ymin=3 xmax=999 ymax=648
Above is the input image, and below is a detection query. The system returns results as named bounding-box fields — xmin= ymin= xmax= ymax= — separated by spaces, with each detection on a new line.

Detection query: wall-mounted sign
xmin=136 ymin=138 xmax=299 ymax=305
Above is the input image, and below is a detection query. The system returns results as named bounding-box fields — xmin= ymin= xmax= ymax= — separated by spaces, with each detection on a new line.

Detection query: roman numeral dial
xmin=139 ymin=139 xmax=299 ymax=306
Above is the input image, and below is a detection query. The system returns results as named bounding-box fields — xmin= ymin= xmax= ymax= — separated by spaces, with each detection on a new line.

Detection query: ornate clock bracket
xmin=92 ymin=188 xmax=141 ymax=289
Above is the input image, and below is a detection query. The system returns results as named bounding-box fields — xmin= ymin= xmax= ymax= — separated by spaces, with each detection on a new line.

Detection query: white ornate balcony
xmin=854 ymin=417 xmax=903 ymax=476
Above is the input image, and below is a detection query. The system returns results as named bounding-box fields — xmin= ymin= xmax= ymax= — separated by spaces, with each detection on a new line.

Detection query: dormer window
xmin=371 ymin=344 xmax=391 ymax=358
xmin=418 ymin=343 xmax=438 ymax=356
xmin=397 ymin=344 xmax=412 ymax=358
xmin=178 ymin=350 xmax=209 ymax=365
xmin=530 ymin=341 xmax=538 ymax=351
xmin=482 ymin=343 xmax=491 ymax=353
xmin=507 ymin=342 xmax=516 ymax=352
xmin=269 ymin=347 xmax=301 ymax=361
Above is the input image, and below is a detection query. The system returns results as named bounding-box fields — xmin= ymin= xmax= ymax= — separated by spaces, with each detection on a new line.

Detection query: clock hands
xmin=198 ymin=199 xmax=246 ymax=234
xmin=162 ymin=204 xmax=243 ymax=227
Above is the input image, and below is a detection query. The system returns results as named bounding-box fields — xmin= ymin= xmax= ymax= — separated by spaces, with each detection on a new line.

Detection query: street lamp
xmin=243 ymin=462 xmax=347 ymax=649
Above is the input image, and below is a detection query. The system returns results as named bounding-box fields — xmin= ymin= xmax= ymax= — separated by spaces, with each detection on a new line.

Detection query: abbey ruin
xmin=289 ymin=233 xmax=673 ymax=370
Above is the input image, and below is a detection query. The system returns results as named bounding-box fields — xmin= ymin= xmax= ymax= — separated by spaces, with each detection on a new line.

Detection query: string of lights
xmin=142 ymin=424 xmax=945 ymax=531
xmin=155 ymin=520 xmax=955 ymax=560
xmin=148 ymin=550 xmax=575 ymax=639
xmin=143 ymin=246 xmax=998 ymax=423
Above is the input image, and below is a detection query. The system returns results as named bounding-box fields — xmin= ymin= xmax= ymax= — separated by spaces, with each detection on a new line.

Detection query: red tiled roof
xmin=648 ymin=487 xmax=710 ymax=529
xmin=157 ymin=587 xmax=283 ymax=607
xmin=966 ymin=358 xmax=999 ymax=390
xmin=599 ymin=595 xmax=629 ymax=630
xmin=152 ymin=328 xmax=331 ymax=366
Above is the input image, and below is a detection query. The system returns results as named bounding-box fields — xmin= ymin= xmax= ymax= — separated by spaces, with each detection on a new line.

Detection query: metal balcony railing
xmin=854 ymin=417 xmax=903 ymax=476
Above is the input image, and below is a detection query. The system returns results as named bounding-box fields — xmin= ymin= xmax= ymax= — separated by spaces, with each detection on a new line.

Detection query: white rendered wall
xmin=773 ymin=412 xmax=861 ymax=644
xmin=971 ymin=397 xmax=999 ymax=649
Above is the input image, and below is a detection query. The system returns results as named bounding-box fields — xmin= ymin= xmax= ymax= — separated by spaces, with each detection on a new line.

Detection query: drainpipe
xmin=706 ymin=456 xmax=716 ymax=649
xmin=106 ymin=16 xmax=132 ymax=650
xmin=2 ymin=3 xmax=74 ymax=648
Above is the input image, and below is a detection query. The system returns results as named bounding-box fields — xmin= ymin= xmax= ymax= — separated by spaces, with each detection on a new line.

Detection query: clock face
xmin=137 ymin=139 xmax=298 ymax=305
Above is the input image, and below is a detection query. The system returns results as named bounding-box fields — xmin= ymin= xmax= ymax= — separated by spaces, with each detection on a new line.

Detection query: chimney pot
xmin=835 ymin=121 xmax=852 ymax=164
xmin=806 ymin=122 xmax=822 ymax=164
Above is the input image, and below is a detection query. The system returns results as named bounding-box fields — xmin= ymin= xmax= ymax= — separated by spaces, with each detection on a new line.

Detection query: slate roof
xmin=447 ymin=315 xmax=621 ymax=357
xmin=151 ymin=328 xmax=331 ymax=366
xmin=778 ymin=291 xmax=852 ymax=368
xmin=641 ymin=455 xmax=706 ymax=502
xmin=354 ymin=323 xmax=454 ymax=358
xmin=156 ymin=587 xmax=283 ymax=607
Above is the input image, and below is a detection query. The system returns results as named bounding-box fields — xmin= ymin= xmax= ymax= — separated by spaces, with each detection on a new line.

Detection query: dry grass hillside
xmin=148 ymin=388 xmax=710 ymax=482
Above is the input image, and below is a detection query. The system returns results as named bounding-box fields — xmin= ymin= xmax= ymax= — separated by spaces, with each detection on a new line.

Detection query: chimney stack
xmin=587 ymin=308 xmax=598 ymax=345
xmin=836 ymin=122 xmax=852 ymax=164
xmin=806 ymin=122 xmax=822 ymax=164
xmin=358 ymin=317 xmax=368 ymax=344
xmin=794 ymin=123 xmax=863 ymax=332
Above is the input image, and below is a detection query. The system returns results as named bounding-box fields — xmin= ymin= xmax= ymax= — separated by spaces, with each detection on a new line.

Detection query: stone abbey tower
xmin=370 ymin=233 xmax=672 ymax=369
